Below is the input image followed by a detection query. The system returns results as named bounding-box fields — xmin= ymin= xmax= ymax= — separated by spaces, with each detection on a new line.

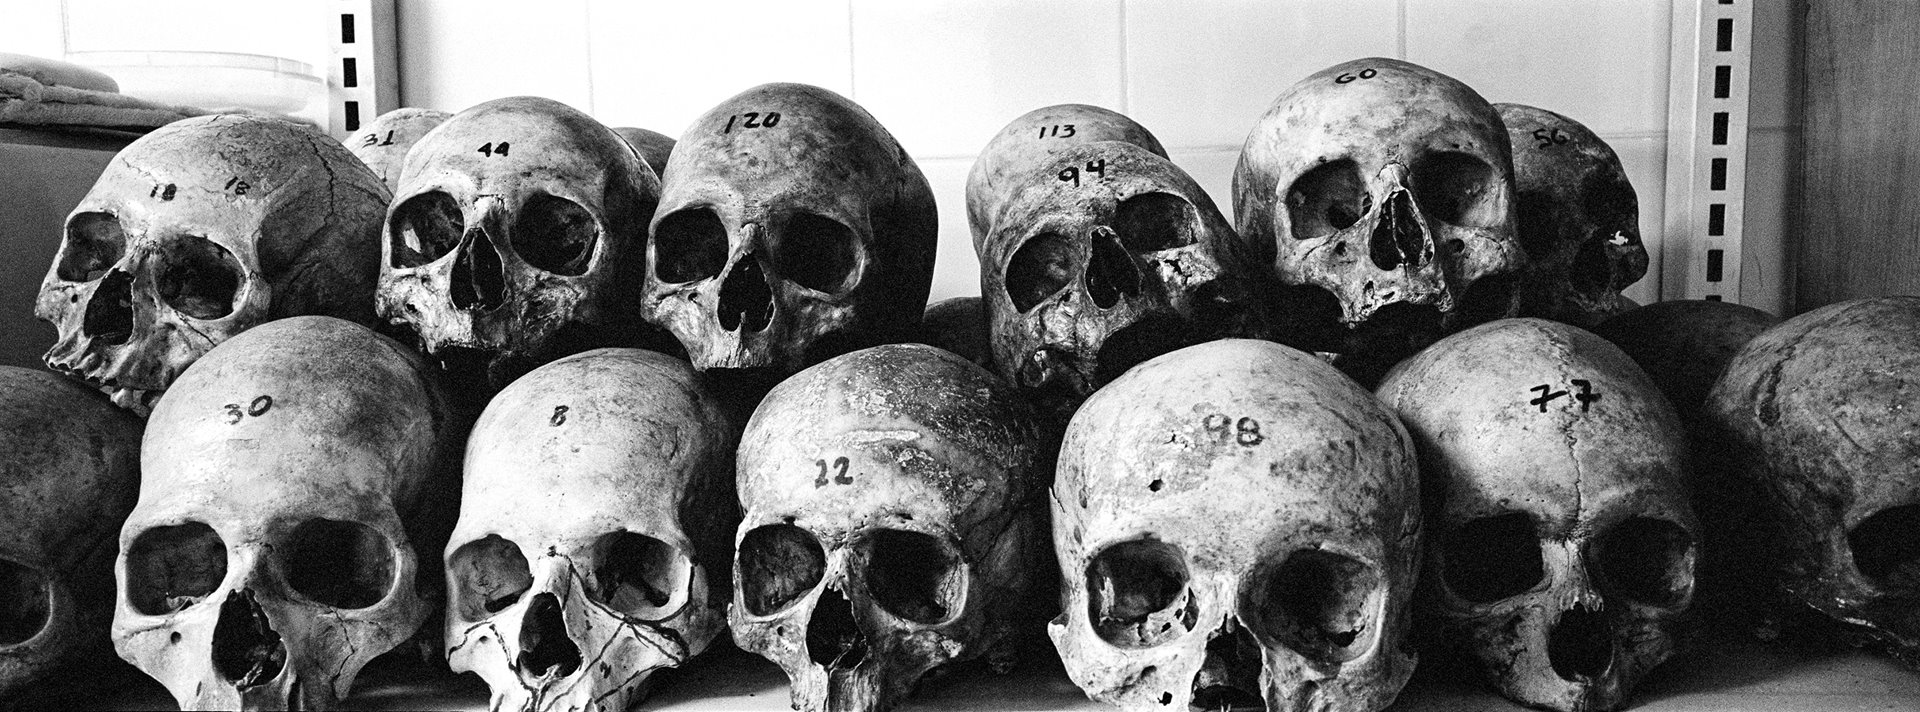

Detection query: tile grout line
xmin=847 ymin=0 xmax=857 ymax=99
xmin=1117 ymin=0 xmax=1129 ymax=114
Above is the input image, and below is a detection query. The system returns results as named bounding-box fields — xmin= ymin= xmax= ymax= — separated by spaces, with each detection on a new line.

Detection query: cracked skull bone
xmin=445 ymin=347 xmax=736 ymax=712
xmin=113 ymin=316 xmax=458 ymax=711
xmin=645 ymin=83 xmax=937 ymax=374
xmin=1235 ymin=58 xmax=1524 ymax=382
xmin=974 ymin=138 xmax=1256 ymax=423
xmin=380 ymin=96 xmax=662 ymax=390
xmin=0 ymin=368 xmax=142 ymax=700
xmin=732 ymin=344 xmax=1043 ymax=712
xmin=1499 ymin=103 xmax=1649 ymax=327
xmin=1378 ymin=318 xmax=1696 ymax=712
xmin=37 ymin=114 xmax=388 ymax=413
xmin=1051 ymin=339 xmax=1420 ymax=712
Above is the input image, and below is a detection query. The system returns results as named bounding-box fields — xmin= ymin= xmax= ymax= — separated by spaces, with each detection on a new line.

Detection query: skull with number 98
xmin=1376 ymin=318 xmax=1696 ymax=712
xmin=1050 ymin=339 xmax=1420 ymax=712
xmin=731 ymin=344 xmax=1043 ymax=712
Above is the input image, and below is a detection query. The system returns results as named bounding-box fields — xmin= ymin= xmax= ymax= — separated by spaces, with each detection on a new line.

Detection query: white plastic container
xmin=65 ymin=50 xmax=323 ymax=115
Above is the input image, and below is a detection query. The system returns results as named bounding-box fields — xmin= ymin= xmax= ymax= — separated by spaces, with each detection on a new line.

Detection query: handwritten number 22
xmin=814 ymin=456 xmax=854 ymax=487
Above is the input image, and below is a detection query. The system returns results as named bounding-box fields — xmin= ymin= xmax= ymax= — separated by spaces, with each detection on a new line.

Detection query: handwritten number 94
xmin=1057 ymin=158 xmax=1108 ymax=187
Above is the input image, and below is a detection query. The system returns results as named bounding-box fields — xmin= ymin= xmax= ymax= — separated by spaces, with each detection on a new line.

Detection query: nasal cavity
xmin=1191 ymin=620 xmax=1265 ymax=711
xmin=1086 ymin=226 xmax=1140 ymax=309
xmin=718 ymin=254 xmax=775 ymax=333
xmin=82 ymin=269 xmax=136 ymax=345
xmin=452 ymin=230 xmax=507 ymax=311
xmin=806 ymin=586 xmax=868 ymax=670
xmin=211 ymin=588 xmax=285 ymax=690
xmin=1547 ymin=603 xmax=1615 ymax=683
xmin=1369 ymin=189 xmax=1426 ymax=271
xmin=516 ymin=592 xmax=581 ymax=679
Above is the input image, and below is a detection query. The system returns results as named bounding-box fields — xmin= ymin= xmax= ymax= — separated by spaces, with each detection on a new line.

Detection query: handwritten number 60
xmin=1335 ymin=68 xmax=1379 ymax=84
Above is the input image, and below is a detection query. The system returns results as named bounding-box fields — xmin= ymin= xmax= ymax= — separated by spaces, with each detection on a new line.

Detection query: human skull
xmin=36 ymin=114 xmax=388 ymax=414
xmin=976 ymin=139 xmax=1258 ymax=423
xmin=347 ymin=108 xmax=452 ymax=190
xmin=444 ymin=347 xmax=735 ymax=712
xmin=1235 ymin=57 xmax=1524 ymax=386
xmin=113 ymin=316 xmax=458 ymax=710
xmin=918 ymin=296 xmax=989 ymax=368
xmin=611 ymin=127 xmax=675 ymax=180
xmin=0 ymin=368 xmax=141 ymax=700
xmin=732 ymin=344 xmax=1043 ymax=712
xmin=379 ymin=96 xmax=663 ymax=392
xmin=1051 ymin=339 xmax=1418 ymax=712
xmin=1703 ymin=297 xmax=1920 ymax=665
xmin=1499 ymin=103 xmax=1648 ymax=327
xmin=644 ymin=83 xmax=937 ymax=376
xmin=965 ymin=103 xmax=1168 ymax=242
xmin=1592 ymin=299 xmax=1777 ymax=424
xmin=1377 ymin=318 xmax=1696 ymax=712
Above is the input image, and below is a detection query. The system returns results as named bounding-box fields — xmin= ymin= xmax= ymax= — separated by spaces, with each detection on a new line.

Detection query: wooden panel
xmin=1798 ymin=0 xmax=1920 ymax=311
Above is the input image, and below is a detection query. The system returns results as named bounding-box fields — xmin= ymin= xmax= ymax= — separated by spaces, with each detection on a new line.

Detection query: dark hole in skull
xmin=126 ymin=521 xmax=227 ymax=616
xmin=1094 ymin=313 xmax=1199 ymax=387
xmin=1547 ymin=603 xmax=1615 ymax=682
xmin=449 ymin=534 xmax=532 ymax=621
xmin=1579 ymin=172 xmax=1639 ymax=234
xmin=1006 ymin=232 xmax=1074 ymax=314
xmin=389 ymin=191 xmax=465 ymax=268
xmin=513 ymin=193 xmax=598 ymax=276
xmin=452 ymin=226 xmax=507 ymax=311
xmin=0 ymin=559 xmax=51 ymax=645
xmin=82 ymin=268 xmax=136 ymax=346
xmin=1369 ymin=188 xmax=1424 ymax=271
xmin=155 ymin=235 xmax=243 ymax=320
xmin=1454 ymin=271 xmax=1522 ymax=328
xmin=56 ymin=212 xmax=126 ymax=282
xmin=1087 ymin=227 xmax=1141 ymax=309
xmin=653 ymin=207 xmax=728 ymax=283
xmin=591 ymin=531 xmax=689 ymax=620
xmin=718 ymin=255 xmax=775 ymax=332
xmin=1412 ymin=152 xmax=1503 ymax=228
xmin=1252 ymin=548 xmax=1378 ymax=663
xmin=1087 ymin=539 xmax=1195 ymax=648
xmin=1191 ymin=621 xmax=1264 ymax=711
xmin=1850 ymin=504 xmax=1920 ymax=590
xmin=774 ymin=212 xmax=859 ymax=294
xmin=1570 ymin=235 xmax=1619 ymax=295
xmin=518 ymin=592 xmax=582 ymax=678
xmin=1595 ymin=517 xmax=1695 ymax=608
xmin=1286 ymin=159 xmax=1368 ymax=240
xmin=1513 ymin=191 xmax=1563 ymax=258
xmin=863 ymin=529 xmax=965 ymax=624
xmin=212 ymin=588 xmax=284 ymax=689
xmin=1112 ymin=192 xmax=1198 ymax=252
xmin=282 ymin=518 xmax=396 ymax=609
xmin=1443 ymin=513 xmax=1543 ymax=603
xmin=807 ymin=586 xmax=867 ymax=669
xmin=739 ymin=524 xmax=825 ymax=616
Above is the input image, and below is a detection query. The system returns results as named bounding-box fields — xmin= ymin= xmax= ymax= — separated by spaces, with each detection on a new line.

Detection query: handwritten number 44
xmin=1530 ymin=380 xmax=1601 ymax=412
xmin=1057 ymin=159 xmax=1108 ymax=187
xmin=477 ymin=142 xmax=510 ymax=157
xmin=813 ymin=456 xmax=854 ymax=488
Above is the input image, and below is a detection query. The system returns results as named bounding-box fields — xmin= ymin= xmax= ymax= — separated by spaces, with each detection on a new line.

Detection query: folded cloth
xmin=0 ymin=68 xmax=204 ymax=132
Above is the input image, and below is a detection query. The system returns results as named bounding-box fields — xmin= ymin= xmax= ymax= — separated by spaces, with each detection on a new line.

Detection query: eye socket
xmin=739 ymin=524 xmax=825 ymax=617
xmin=1580 ymin=171 xmax=1639 ymax=225
xmin=448 ymin=534 xmax=532 ymax=621
xmin=154 ymin=234 xmax=243 ymax=320
xmin=0 ymin=559 xmax=51 ymax=645
xmin=1005 ymin=232 xmax=1074 ymax=314
xmin=590 ymin=531 xmax=690 ymax=621
xmin=1249 ymin=548 xmax=1380 ymax=664
xmin=57 ymin=212 xmax=126 ymax=283
xmin=1086 ymin=539 xmax=1195 ymax=648
xmin=125 ymin=522 xmax=227 ymax=616
xmin=1594 ymin=517 xmax=1695 ymax=608
xmin=653 ymin=207 xmax=728 ymax=284
xmin=1443 ymin=512 xmax=1544 ymax=603
xmin=774 ymin=212 xmax=859 ymax=294
xmin=1850 ymin=504 xmax=1920 ymax=590
xmin=1412 ymin=152 xmax=1504 ymax=228
xmin=1112 ymin=192 xmax=1198 ymax=252
xmin=1286 ymin=159 xmax=1369 ymax=240
xmin=513 ymin=194 xmax=598 ymax=276
xmin=283 ymin=519 xmax=397 ymax=610
xmin=863 ymin=529 xmax=966 ymax=625
xmin=390 ymin=191 xmax=465 ymax=268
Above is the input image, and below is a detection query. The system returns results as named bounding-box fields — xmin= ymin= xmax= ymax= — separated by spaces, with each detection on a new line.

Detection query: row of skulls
xmin=10 ymin=53 xmax=1910 ymax=712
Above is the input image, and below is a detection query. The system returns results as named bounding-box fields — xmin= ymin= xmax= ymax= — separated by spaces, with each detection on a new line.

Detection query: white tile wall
xmin=395 ymin=0 xmax=594 ymax=114
xmin=1124 ymin=0 xmax=1400 ymax=150
xmin=585 ymin=0 xmax=853 ymax=140
xmin=918 ymin=157 xmax=981 ymax=301
xmin=0 ymin=0 xmax=65 ymax=60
